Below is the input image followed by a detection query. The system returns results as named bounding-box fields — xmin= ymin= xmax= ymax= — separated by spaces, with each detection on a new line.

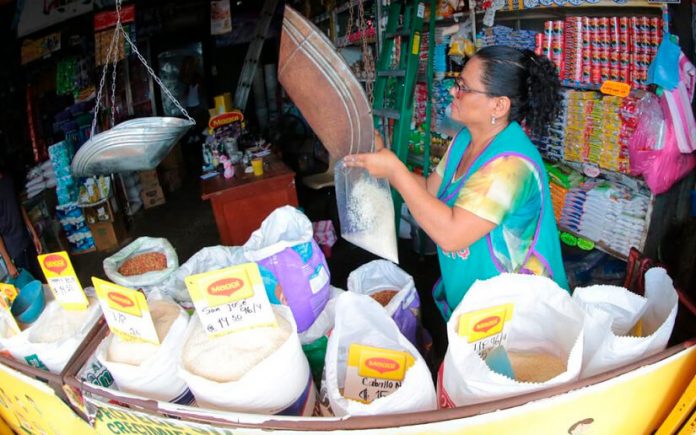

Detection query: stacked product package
xmin=24 ymin=161 xmax=56 ymax=199
xmin=559 ymin=180 xmax=650 ymax=256
xmin=49 ymin=141 xmax=95 ymax=253
xmin=563 ymin=91 xmax=636 ymax=173
xmin=431 ymin=79 xmax=454 ymax=134
xmin=545 ymin=162 xmax=583 ymax=221
xmin=477 ymin=26 xmax=538 ymax=51
xmin=414 ymin=83 xmax=428 ymax=127
xmin=536 ymin=16 xmax=662 ymax=89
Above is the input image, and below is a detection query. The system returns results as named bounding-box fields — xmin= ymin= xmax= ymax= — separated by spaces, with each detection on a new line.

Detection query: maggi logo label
xmin=473 ymin=316 xmax=501 ymax=333
xmin=43 ymin=254 xmax=67 ymax=274
xmin=208 ymin=278 xmax=244 ymax=297
xmin=365 ymin=357 xmax=400 ymax=374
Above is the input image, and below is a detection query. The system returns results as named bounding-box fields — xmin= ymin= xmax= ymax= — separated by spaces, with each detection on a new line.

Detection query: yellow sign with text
xmin=38 ymin=251 xmax=89 ymax=310
xmin=0 ymin=363 xmax=94 ymax=434
xmin=348 ymin=344 xmax=414 ymax=382
xmin=600 ymin=80 xmax=631 ymax=98
xmin=0 ymin=284 xmax=17 ymax=305
xmin=458 ymin=303 xmax=514 ymax=342
xmin=93 ymin=278 xmax=160 ymax=344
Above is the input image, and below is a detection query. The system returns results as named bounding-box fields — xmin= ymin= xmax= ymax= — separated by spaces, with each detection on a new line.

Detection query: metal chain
xmin=110 ymin=36 xmax=119 ymax=128
xmin=346 ymin=1 xmax=354 ymax=47
xmin=357 ymin=0 xmax=374 ymax=105
xmin=90 ymin=9 xmax=121 ymax=139
xmin=119 ymin=26 xmax=194 ymax=122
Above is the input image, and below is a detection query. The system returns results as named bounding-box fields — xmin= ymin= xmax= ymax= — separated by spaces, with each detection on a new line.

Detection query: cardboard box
xmin=138 ymin=170 xmax=160 ymax=189
xmin=141 ymin=185 xmax=166 ymax=209
xmin=83 ymin=200 xmax=115 ymax=224
xmin=160 ymin=168 xmax=183 ymax=193
xmin=88 ymin=217 xmax=128 ymax=252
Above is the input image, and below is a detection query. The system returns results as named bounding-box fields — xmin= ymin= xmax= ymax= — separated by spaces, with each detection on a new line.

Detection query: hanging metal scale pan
xmin=71 ymin=117 xmax=195 ymax=176
xmin=279 ymin=5 xmax=374 ymax=159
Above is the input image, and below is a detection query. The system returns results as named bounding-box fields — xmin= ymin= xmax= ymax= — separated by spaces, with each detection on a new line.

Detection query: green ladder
xmin=372 ymin=0 xmax=436 ymax=246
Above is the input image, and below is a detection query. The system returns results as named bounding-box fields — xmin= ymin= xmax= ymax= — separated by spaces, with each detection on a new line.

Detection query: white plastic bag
xmin=168 ymin=245 xmax=247 ymax=302
xmin=573 ymin=267 xmax=678 ymax=378
xmin=95 ymin=298 xmax=192 ymax=403
xmin=320 ymin=292 xmax=436 ymax=416
xmin=244 ymin=206 xmax=331 ymax=334
xmin=179 ymin=305 xmax=315 ymax=415
xmin=335 ymin=161 xmax=398 ymax=263
xmin=347 ymin=260 xmax=421 ymax=347
xmin=299 ymin=286 xmax=344 ymax=345
xmin=439 ymin=274 xmax=585 ymax=407
xmin=103 ymin=237 xmax=178 ymax=290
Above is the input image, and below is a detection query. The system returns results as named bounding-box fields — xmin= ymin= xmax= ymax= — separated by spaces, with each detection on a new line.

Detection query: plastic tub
xmin=11 ymin=280 xmax=46 ymax=324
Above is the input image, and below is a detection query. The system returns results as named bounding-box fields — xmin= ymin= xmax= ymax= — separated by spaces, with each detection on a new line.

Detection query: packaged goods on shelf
xmin=536 ymin=16 xmax=662 ymax=90
xmin=477 ymin=26 xmax=538 ymax=51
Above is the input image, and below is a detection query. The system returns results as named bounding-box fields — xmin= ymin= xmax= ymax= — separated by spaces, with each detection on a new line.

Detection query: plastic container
xmin=11 ymin=280 xmax=46 ymax=323
xmin=7 ymin=268 xmax=35 ymax=290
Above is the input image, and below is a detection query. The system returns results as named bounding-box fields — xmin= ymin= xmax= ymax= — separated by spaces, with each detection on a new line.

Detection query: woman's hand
xmin=344 ymin=131 xmax=402 ymax=180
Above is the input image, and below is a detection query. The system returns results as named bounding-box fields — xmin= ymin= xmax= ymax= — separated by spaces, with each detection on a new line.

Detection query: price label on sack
xmin=38 ymin=251 xmax=89 ymax=310
xmin=600 ymin=80 xmax=631 ymax=98
xmin=343 ymin=344 xmax=415 ymax=404
xmin=458 ymin=303 xmax=514 ymax=359
xmin=0 ymin=287 xmax=20 ymax=336
xmin=185 ymin=262 xmax=277 ymax=337
xmin=92 ymin=277 xmax=160 ymax=344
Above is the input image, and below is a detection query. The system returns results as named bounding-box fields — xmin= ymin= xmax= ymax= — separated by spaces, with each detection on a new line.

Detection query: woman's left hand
xmin=344 ymin=131 xmax=402 ymax=180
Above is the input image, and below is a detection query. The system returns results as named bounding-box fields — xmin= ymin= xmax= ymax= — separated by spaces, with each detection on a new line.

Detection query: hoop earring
xmin=491 ymin=116 xmax=496 ymax=125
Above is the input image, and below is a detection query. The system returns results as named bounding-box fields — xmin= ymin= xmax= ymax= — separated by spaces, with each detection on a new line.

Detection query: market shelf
xmin=558 ymin=225 xmax=630 ymax=261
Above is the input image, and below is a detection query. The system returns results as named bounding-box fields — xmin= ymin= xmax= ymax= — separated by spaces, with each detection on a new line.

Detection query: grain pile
xmin=508 ymin=351 xmax=567 ymax=383
xmin=370 ymin=290 xmax=398 ymax=307
xmin=118 ymin=252 xmax=167 ymax=276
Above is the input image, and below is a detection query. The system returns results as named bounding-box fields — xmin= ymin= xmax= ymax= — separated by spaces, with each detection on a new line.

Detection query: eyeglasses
xmin=453 ymin=79 xmax=489 ymax=97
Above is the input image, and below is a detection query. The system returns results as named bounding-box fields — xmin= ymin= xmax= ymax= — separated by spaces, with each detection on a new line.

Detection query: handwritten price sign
xmin=185 ymin=262 xmax=276 ymax=337
xmin=38 ymin=251 xmax=88 ymax=310
xmin=93 ymin=277 xmax=160 ymax=344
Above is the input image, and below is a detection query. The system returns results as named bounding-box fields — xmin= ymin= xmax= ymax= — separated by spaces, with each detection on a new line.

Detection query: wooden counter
xmin=201 ymin=158 xmax=298 ymax=246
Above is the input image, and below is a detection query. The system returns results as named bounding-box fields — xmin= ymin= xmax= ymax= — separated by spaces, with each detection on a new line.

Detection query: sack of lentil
xmin=573 ymin=267 xmax=678 ymax=379
xmin=103 ymin=237 xmax=178 ymax=296
xmin=243 ymin=206 xmax=331 ymax=334
xmin=438 ymin=274 xmax=585 ymax=407
xmin=347 ymin=260 xmax=421 ymax=347
xmin=95 ymin=297 xmax=192 ymax=403
xmin=319 ymin=292 xmax=436 ymax=416
xmin=179 ymin=305 xmax=316 ymax=415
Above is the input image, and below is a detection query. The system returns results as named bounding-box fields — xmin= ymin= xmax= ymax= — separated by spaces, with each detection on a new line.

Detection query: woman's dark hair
xmin=474 ymin=45 xmax=561 ymax=137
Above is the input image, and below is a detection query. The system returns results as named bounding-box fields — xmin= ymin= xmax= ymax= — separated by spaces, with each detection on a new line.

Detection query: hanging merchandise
xmin=71 ymin=0 xmax=195 ymax=177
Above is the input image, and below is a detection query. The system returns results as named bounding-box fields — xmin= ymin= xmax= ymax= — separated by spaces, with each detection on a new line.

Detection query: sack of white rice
xmin=96 ymin=298 xmax=192 ymax=403
xmin=320 ymin=292 xmax=436 ymax=416
xmin=574 ymin=267 xmax=678 ymax=378
xmin=347 ymin=260 xmax=422 ymax=347
xmin=438 ymin=274 xmax=585 ymax=407
xmin=179 ymin=305 xmax=315 ymax=415
xmin=1 ymin=286 xmax=101 ymax=374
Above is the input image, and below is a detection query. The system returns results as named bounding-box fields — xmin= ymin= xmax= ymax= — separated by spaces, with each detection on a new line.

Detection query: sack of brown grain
xmin=347 ymin=260 xmax=422 ymax=348
xmin=103 ymin=237 xmax=179 ymax=298
xmin=573 ymin=267 xmax=678 ymax=378
xmin=438 ymin=274 xmax=585 ymax=407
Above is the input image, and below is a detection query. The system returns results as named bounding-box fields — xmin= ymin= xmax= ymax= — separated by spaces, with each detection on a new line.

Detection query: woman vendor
xmin=345 ymin=46 xmax=569 ymax=320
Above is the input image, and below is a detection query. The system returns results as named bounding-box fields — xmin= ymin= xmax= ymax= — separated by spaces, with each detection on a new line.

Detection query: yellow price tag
xmin=458 ymin=303 xmax=514 ymax=343
xmin=38 ymin=251 xmax=88 ymax=310
xmin=343 ymin=344 xmax=415 ymax=404
xmin=185 ymin=262 xmax=276 ymax=337
xmin=412 ymin=32 xmax=421 ymax=55
xmin=0 ymin=284 xmax=18 ymax=304
xmin=93 ymin=278 xmax=160 ymax=344
xmin=600 ymin=80 xmax=631 ymax=98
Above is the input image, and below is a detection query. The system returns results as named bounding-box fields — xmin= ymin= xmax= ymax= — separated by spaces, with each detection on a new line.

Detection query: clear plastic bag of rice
xmin=178 ymin=305 xmax=315 ymax=415
xmin=335 ymin=161 xmax=398 ymax=263
xmin=95 ymin=298 xmax=192 ymax=403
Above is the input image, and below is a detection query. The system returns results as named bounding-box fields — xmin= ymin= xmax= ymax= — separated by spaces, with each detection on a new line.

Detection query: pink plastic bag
xmin=629 ymin=94 xmax=696 ymax=195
